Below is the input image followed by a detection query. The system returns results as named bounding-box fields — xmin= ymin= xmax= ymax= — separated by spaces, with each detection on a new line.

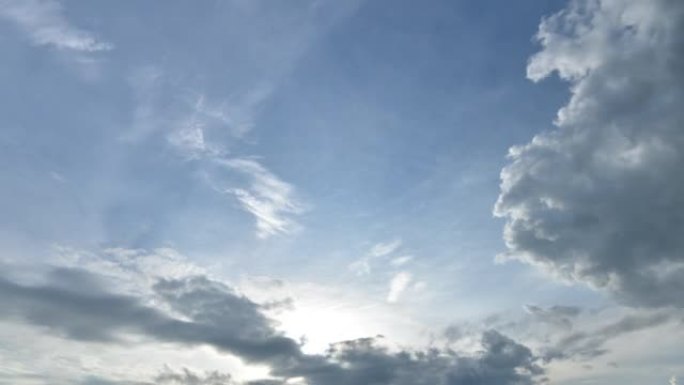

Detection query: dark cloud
xmin=0 ymin=268 xmax=544 ymax=385
xmin=272 ymin=331 xmax=543 ymax=385
xmin=0 ymin=272 xmax=301 ymax=364
xmin=154 ymin=367 xmax=234 ymax=385
xmin=495 ymin=0 xmax=684 ymax=307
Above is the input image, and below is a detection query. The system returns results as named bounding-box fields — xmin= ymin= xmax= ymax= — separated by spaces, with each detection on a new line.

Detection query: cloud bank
xmin=0 ymin=250 xmax=544 ymax=385
xmin=495 ymin=0 xmax=684 ymax=307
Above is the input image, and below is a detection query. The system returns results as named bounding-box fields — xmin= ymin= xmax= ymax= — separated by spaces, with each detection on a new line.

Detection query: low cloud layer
xmin=495 ymin=0 xmax=684 ymax=307
xmin=540 ymin=310 xmax=678 ymax=362
xmin=0 ymin=252 xmax=544 ymax=385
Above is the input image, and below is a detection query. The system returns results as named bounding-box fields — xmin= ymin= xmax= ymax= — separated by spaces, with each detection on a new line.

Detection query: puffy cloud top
xmin=495 ymin=0 xmax=684 ymax=307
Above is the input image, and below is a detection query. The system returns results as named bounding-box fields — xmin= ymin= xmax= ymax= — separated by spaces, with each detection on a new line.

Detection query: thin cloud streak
xmin=221 ymin=158 xmax=304 ymax=239
xmin=0 ymin=0 xmax=112 ymax=51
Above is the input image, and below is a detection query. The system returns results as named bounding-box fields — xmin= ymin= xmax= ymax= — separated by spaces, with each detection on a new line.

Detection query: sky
xmin=0 ymin=0 xmax=683 ymax=384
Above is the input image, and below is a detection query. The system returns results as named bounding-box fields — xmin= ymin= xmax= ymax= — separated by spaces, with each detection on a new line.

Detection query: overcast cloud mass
xmin=1 ymin=0 xmax=683 ymax=384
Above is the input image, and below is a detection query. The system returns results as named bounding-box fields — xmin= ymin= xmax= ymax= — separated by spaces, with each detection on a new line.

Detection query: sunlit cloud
xmin=387 ymin=271 xmax=413 ymax=303
xmin=221 ymin=158 xmax=304 ymax=239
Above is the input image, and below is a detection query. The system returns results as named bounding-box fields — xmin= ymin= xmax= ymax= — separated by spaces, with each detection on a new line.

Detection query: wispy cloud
xmin=126 ymin=69 xmax=305 ymax=239
xmin=166 ymin=90 xmax=272 ymax=160
xmin=221 ymin=158 xmax=304 ymax=239
xmin=348 ymin=258 xmax=372 ymax=276
xmin=350 ymin=238 xmax=405 ymax=276
xmin=370 ymin=239 xmax=402 ymax=257
xmin=0 ymin=0 xmax=112 ymax=52
xmin=387 ymin=271 xmax=413 ymax=303
xmin=390 ymin=255 xmax=413 ymax=267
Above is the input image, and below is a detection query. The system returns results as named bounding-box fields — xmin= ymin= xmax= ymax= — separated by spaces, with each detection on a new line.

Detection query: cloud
xmin=166 ymin=91 xmax=272 ymax=159
xmin=154 ymin=367 xmax=234 ymax=385
xmin=126 ymin=70 xmax=305 ymax=239
xmin=220 ymin=158 xmax=304 ymax=239
xmin=540 ymin=310 xmax=677 ymax=362
xmin=0 ymin=250 xmax=544 ymax=385
xmin=387 ymin=271 xmax=413 ymax=303
xmin=275 ymin=330 xmax=543 ymax=385
xmin=0 ymin=0 xmax=112 ymax=51
xmin=0 ymin=273 xmax=302 ymax=365
xmin=370 ymin=239 xmax=403 ymax=258
xmin=495 ymin=0 xmax=684 ymax=307
xmin=389 ymin=256 xmax=413 ymax=267
xmin=350 ymin=239 xmax=405 ymax=276
xmin=75 ymin=367 xmax=238 ymax=385
xmin=523 ymin=305 xmax=581 ymax=330
xmin=348 ymin=258 xmax=372 ymax=276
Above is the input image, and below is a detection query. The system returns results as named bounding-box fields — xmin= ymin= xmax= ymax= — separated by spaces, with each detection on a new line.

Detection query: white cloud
xmin=387 ymin=271 xmax=413 ymax=303
xmin=0 ymin=0 xmax=112 ymax=52
xmin=672 ymin=375 xmax=678 ymax=385
xmin=125 ymin=70 xmax=305 ymax=239
xmin=167 ymin=122 xmax=210 ymax=158
xmin=170 ymin=89 xmax=271 ymax=154
xmin=349 ymin=239 xmax=404 ymax=276
xmin=495 ymin=0 xmax=684 ymax=307
xmin=348 ymin=258 xmax=371 ymax=276
xmin=370 ymin=239 xmax=402 ymax=257
xmin=221 ymin=158 xmax=304 ymax=239
xmin=390 ymin=255 xmax=413 ymax=267
xmin=53 ymin=246 xmax=207 ymax=296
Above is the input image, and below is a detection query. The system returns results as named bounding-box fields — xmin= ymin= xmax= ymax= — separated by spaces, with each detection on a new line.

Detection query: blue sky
xmin=1 ymin=1 xmax=683 ymax=384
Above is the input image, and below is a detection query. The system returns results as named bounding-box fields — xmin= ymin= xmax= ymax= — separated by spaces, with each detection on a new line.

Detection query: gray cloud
xmin=154 ymin=368 xmax=234 ymax=385
xmin=0 ymin=273 xmax=301 ymax=364
xmin=523 ymin=305 xmax=582 ymax=330
xmin=0 ymin=267 xmax=544 ymax=385
xmin=495 ymin=0 xmax=684 ymax=307
xmin=541 ymin=310 xmax=677 ymax=362
xmin=270 ymin=331 xmax=543 ymax=385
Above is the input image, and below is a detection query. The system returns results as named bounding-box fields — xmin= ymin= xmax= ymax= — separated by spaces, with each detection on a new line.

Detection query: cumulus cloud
xmin=0 ymin=0 xmax=112 ymax=51
xmin=272 ymin=330 xmax=543 ymax=385
xmin=0 ymin=249 xmax=544 ymax=385
xmin=495 ymin=0 xmax=684 ymax=307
